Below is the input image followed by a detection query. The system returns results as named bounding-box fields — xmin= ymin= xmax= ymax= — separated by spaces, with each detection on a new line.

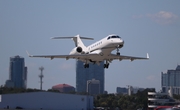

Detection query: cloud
xmin=133 ymin=11 xmax=178 ymax=25
xmin=147 ymin=11 xmax=178 ymax=25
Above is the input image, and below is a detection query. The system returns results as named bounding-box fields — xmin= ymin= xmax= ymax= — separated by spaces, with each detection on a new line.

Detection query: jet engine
xmin=69 ymin=47 xmax=84 ymax=55
xmin=76 ymin=47 xmax=82 ymax=53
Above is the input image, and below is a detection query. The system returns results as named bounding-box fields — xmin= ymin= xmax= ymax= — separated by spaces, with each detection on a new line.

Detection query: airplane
xmin=27 ymin=34 xmax=149 ymax=69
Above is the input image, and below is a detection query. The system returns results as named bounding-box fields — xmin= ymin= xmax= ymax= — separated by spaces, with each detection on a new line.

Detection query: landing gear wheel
xmin=87 ymin=64 xmax=89 ymax=68
xmin=104 ymin=63 xmax=109 ymax=69
xmin=104 ymin=64 xmax=106 ymax=68
xmin=84 ymin=64 xmax=89 ymax=68
xmin=116 ymin=46 xmax=120 ymax=55
xmin=117 ymin=52 xmax=120 ymax=55
xmin=106 ymin=64 xmax=109 ymax=68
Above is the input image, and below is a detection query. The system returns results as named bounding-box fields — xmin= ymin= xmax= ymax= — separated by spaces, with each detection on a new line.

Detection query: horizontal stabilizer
xmin=51 ymin=35 xmax=93 ymax=47
xmin=51 ymin=36 xmax=94 ymax=40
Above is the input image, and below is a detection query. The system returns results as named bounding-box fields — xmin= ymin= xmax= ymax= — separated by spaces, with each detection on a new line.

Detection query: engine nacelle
xmin=69 ymin=47 xmax=84 ymax=55
xmin=76 ymin=47 xmax=82 ymax=53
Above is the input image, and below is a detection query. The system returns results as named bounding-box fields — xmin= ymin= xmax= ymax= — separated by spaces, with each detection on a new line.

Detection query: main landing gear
xmin=84 ymin=63 xmax=89 ymax=68
xmin=104 ymin=60 xmax=109 ymax=69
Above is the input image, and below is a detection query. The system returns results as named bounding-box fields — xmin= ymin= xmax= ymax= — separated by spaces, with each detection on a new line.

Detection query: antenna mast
xmin=39 ymin=66 xmax=44 ymax=90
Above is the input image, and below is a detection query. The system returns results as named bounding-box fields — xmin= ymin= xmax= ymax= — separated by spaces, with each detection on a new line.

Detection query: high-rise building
xmin=161 ymin=65 xmax=180 ymax=95
xmin=87 ymin=79 xmax=100 ymax=95
xmin=5 ymin=55 xmax=27 ymax=88
xmin=76 ymin=60 xmax=104 ymax=94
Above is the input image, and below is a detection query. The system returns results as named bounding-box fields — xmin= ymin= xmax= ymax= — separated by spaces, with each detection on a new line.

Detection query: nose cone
xmin=121 ymin=39 xmax=124 ymax=44
xmin=118 ymin=39 xmax=124 ymax=48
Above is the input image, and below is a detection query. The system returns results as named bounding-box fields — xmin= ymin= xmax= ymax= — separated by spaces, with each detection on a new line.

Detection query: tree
xmin=94 ymin=89 xmax=155 ymax=110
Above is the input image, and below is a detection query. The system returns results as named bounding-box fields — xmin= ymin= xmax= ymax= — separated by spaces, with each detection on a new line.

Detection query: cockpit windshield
xmin=107 ymin=35 xmax=121 ymax=40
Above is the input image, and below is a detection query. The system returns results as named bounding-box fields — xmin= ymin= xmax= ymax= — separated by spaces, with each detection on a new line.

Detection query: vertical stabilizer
xmin=51 ymin=34 xmax=94 ymax=53
xmin=72 ymin=35 xmax=87 ymax=51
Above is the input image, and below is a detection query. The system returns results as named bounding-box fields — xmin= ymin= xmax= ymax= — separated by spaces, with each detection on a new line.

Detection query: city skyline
xmin=1 ymin=1 xmax=180 ymax=93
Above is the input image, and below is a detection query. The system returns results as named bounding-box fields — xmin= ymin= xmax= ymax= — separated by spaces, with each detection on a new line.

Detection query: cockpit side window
xmin=111 ymin=36 xmax=117 ymax=38
xmin=107 ymin=35 xmax=121 ymax=40
xmin=111 ymin=36 xmax=121 ymax=39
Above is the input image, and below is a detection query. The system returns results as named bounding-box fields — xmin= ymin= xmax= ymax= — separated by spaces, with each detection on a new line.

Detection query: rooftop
xmin=52 ymin=84 xmax=74 ymax=88
xmin=176 ymin=65 xmax=180 ymax=71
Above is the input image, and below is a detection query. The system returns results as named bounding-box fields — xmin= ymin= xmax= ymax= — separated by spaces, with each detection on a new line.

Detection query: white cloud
xmin=133 ymin=11 xmax=178 ymax=25
xmin=146 ymin=11 xmax=178 ymax=25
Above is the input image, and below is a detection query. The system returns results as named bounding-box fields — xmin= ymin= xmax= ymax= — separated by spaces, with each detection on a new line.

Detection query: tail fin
xmin=73 ymin=35 xmax=86 ymax=48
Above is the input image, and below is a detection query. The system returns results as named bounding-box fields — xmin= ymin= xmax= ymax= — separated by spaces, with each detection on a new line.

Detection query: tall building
xmin=161 ymin=65 xmax=180 ymax=95
xmin=76 ymin=60 xmax=104 ymax=94
xmin=5 ymin=55 xmax=27 ymax=88
xmin=87 ymin=79 xmax=100 ymax=95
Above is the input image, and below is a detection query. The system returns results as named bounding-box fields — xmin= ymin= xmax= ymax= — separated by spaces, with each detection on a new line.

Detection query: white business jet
xmin=27 ymin=34 xmax=149 ymax=69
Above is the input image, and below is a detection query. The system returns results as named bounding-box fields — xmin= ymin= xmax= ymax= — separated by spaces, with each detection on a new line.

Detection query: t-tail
xmin=51 ymin=34 xmax=94 ymax=54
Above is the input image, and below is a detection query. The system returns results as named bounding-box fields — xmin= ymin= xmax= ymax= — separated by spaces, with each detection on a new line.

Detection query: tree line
xmin=94 ymin=88 xmax=155 ymax=110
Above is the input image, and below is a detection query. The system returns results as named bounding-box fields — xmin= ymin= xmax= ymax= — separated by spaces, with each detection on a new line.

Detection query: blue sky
xmin=0 ymin=1 xmax=180 ymax=93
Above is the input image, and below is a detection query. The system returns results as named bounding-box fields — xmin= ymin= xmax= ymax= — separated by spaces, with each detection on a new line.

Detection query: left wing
xmin=107 ymin=53 xmax=149 ymax=61
xmin=26 ymin=51 xmax=98 ymax=60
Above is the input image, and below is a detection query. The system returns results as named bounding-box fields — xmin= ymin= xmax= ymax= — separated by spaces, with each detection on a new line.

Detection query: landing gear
xmin=84 ymin=63 xmax=89 ymax=68
xmin=104 ymin=63 xmax=109 ymax=68
xmin=116 ymin=46 xmax=120 ymax=55
xmin=104 ymin=60 xmax=109 ymax=69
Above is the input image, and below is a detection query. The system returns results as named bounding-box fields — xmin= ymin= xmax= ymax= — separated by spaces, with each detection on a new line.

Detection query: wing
xmin=26 ymin=51 xmax=149 ymax=61
xmin=26 ymin=51 xmax=97 ymax=60
xmin=107 ymin=53 xmax=149 ymax=61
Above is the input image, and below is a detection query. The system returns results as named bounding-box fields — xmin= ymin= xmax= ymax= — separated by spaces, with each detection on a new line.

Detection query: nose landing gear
xmin=116 ymin=46 xmax=120 ymax=55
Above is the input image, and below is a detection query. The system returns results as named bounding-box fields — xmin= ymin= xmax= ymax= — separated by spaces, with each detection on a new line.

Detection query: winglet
xmin=147 ymin=53 xmax=149 ymax=59
xmin=26 ymin=51 xmax=32 ymax=57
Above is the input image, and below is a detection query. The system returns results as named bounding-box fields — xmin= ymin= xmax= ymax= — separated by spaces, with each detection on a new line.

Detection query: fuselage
xmin=87 ymin=34 xmax=124 ymax=55
xmin=69 ymin=34 xmax=124 ymax=63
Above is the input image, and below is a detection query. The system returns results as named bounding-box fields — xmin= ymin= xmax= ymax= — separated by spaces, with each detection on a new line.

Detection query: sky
xmin=0 ymin=1 xmax=180 ymax=93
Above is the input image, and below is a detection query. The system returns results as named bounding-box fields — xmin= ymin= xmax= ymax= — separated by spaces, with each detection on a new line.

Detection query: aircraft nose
xmin=121 ymin=39 xmax=124 ymax=44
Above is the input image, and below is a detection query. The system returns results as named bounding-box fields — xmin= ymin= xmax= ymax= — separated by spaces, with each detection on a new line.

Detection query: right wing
xmin=107 ymin=53 xmax=149 ymax=61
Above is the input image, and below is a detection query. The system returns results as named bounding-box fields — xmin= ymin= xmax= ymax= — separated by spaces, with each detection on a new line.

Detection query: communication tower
xmin=39 ymin=66 xmax=44 ymax=90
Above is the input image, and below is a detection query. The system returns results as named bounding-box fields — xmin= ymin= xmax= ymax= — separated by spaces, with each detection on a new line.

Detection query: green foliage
xmin=47 ymin=89 xmax=59 ymax=93
xmin=0 ymin=86 xmax=44 ymax=94
xmin=173 ymin=94 xmax=180 ymax=100
xmin=94 ymin=88 xmax=155 ymax=110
